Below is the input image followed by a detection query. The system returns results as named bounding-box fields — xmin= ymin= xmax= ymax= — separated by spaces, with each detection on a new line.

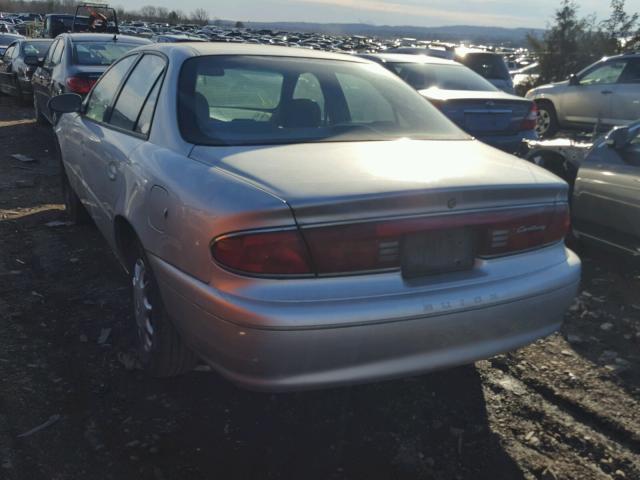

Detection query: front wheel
xmin=535 ymin=102 xmax=559 ymax=138
xmin=34 ymin=95 xmax=48 ymax=125
xmin=60 ymin=164 xmax=90 ymax=225
xmin=130 ymin=244 xmax=198 ymax=377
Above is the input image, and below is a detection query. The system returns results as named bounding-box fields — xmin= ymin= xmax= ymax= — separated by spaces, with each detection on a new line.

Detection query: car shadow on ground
xmin=0 ymin=207 xmax=526 ymax=480
xmin=562 ymin=242 xmax=640 ymax=396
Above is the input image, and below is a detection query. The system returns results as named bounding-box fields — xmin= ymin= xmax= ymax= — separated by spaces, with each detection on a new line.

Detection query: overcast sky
xmin=116 ymin=0 xmax=640 ymax=29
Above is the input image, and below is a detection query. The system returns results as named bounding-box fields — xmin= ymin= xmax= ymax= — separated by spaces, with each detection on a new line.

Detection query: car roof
xmin=137 ymin=42 xmax=371 ymax=63
xmin=362 ymin=53 xmax=459 ymax=65
xmin=59 ymin=33 xmax=150 ymax=44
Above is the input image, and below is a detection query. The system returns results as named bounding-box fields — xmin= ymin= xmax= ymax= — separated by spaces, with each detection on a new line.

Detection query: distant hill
xmin=234 ymin=21 xmax=545 ymax=46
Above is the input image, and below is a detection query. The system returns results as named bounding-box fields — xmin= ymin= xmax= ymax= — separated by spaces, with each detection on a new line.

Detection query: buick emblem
xmin=447 ymin=198 xmax=457 ymax=209
xmin=486 ymin=100 xmax=495 ymax=107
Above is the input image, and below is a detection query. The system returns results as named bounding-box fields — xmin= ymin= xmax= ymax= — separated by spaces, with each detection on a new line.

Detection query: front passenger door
xmin=562 ymin=60 xmax=627 ymax=127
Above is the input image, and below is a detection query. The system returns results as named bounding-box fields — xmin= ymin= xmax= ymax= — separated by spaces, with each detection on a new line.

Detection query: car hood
xmin=190 ymin=139 xmax=566 ymax=225
xmin=418 ymin=88 xmax=530 ymax=103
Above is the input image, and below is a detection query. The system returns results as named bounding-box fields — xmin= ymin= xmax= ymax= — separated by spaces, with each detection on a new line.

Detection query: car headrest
xmin=281 ymin=98 xmax=321 ymax=128
xmin=194 ymin=92 xmax=210 ymax=127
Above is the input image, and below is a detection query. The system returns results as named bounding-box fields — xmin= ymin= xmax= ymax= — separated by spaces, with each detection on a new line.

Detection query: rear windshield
xmin=72 ymin=41 xmax=141 ymax=65
xmin=456 ymin=53 xmax=510 ymax=80
xmin=22 ymin=41 xmax=51 ymax=57
xmin=178 ymin=55 xmax=467 ymax=146
xmin=386 ymin=62 xmax=498 ymax=92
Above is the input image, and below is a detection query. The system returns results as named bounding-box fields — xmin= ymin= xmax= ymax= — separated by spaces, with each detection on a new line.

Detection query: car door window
xmin=580 ymin=60 xmax=627 ymax=85
xmin=51 ymin=40 xmax=64 ymax=65
xmin=135 ymin=74 xmax=163 ymax=136
xmin=293 ymin=72 xmax=326 ymax=122
xmin=43 ymin=39 xmax=57 ymax=65
xmin=11 ymin=44 xmax=19 ymax=59
xmin=85 ymin=55 xmax=137 ymax=123
xmin=110 ymin=54 xmax=165 ymax=131
xmin=2 ymin=45 xmax=14 ymax=62
xmin=46 ymin=39 xmax=61 ymax=66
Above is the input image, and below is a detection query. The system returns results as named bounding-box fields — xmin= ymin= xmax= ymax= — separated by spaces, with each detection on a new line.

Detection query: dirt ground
xmin=0 ymin=94 xmax=639 ymax=480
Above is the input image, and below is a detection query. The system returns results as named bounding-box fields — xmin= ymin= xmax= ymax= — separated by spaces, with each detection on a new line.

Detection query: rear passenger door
xmin=610 ymin=58 xmax=640 ymax=125
xmin=78 ymin=53 xmax=166 ymax=239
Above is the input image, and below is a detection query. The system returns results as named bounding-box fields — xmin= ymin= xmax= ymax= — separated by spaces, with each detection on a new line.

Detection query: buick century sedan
xmin=49 ymin=43 xmax=580 ymax=391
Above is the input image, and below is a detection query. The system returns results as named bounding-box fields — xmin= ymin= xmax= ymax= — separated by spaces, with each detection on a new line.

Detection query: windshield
xmin=456 ymin=53 xmax=510 ymax=80
xmin=22 ymin=41 xmax=51 ymax=57
xmin=386 ymin=62 xmax=498 ymax=92
xmin=72 ymin=41 xmax=141 ymax=66
xmin=178 ymin=55 xmax=467 ymax=146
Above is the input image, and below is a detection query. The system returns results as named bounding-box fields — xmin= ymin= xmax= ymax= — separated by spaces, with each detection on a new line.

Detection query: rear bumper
xmin=477 ymin=130 xmax=538 ymax=154
xmin=150 ymin=246 xmax=580 ymax=391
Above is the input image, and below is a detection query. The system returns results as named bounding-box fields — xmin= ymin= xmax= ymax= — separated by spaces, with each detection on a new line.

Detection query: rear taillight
xmin=65 ymin=76 xmax=96 ymax=95
xmin=211 ymin=205 xmax=570 ymax=277
xmin=211 ymin=229 xmax=313 ymax=276
xmin=521 ymin=102 xmax=538 ymax=131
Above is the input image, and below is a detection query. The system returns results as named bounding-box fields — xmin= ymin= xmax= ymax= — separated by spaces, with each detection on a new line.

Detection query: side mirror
xmin=568 ymin=74 xmax=580 ymax=86
xmin=24 ymin=55 xmax=40 ymax=66
xmin=605 ymin=126 xmax=630 ymax=150
xmin=48 ymin=93 xmax=82 ymax=114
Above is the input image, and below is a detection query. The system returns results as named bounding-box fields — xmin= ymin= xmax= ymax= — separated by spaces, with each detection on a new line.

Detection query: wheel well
xmin=531 ymin=151 xmax=578 ymax=185
xmin=535 ymin=98 xmax=555 ymax=112
xmin=114 ymin=216 xmax=138 ymax=273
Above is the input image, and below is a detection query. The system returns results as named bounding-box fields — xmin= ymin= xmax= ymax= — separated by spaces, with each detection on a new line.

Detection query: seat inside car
xmin=280 ymin=99 xmax=322 ymax=128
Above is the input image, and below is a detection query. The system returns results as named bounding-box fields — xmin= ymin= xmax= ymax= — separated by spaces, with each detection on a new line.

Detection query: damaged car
xmin=49 ymin=43 xmax=580 ymax=391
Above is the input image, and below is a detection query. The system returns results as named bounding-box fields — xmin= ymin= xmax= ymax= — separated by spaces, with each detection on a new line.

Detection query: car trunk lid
xmin=420 ymin=89 xmax=533 ymax=135
xmin=190 ymin=139 xmax=566 ymax=227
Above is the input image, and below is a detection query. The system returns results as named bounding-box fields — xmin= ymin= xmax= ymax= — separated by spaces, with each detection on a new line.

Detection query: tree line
xmin=529 ymin=0 xmax=640 ymax=83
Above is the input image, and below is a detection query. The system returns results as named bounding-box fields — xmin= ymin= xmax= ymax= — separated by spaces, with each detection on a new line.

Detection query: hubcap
xmin=536 ymin=109 xmax=551 ymax=136
xmin=132 ymin=259 xmax=154 ymax=353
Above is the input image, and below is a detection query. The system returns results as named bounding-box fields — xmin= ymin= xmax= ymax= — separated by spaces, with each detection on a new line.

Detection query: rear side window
xmin=110 ymin=54 xmax=165 ymax=131
xmin=618 ymin=59 xmax=640 ymax=84
xmin=457 ymin=53 xmax=509 ymax=81
xmin=85 ymin=55 xmax=137 ymax=123
xmin=335 ymin=72 xmax=395 ymax=123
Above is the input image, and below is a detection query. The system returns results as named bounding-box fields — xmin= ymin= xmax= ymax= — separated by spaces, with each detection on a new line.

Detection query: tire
xmin=34 ymin=95 xmax=48 ymax=125
xmin=129 ymin=241 xmax=198 ymax=377
xmin=535 ymin=101 xmax=559 ymax=138
xmin=60 ymin=166 xmax=90 ymax=225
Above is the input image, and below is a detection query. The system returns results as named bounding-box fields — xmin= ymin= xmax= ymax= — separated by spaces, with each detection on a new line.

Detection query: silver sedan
xmin=49 ymin=43 xmax=581 ymax=391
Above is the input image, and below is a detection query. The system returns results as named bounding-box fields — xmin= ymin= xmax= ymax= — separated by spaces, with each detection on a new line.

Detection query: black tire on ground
xmin=129 ymin=241 xmax=199 ymax=377
xmin=34 ymin=95 xmax=48 ymax=125
xmin=536 ymin=101 xmax=559 ymax=138
xmin=60 ymin=166 xmax=91 ymax=225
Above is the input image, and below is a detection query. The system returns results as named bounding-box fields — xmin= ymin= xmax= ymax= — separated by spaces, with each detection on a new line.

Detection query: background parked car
xmin=511 ymin=61 xmax=540 ymax=96
xmin=526 ymin=54 xmax=640 ymax=138
xmin=572 ymin=124 xmax=640 ymax=256
xmin=0 ymin=32 xmax=22 ymax=56
xmin=49 ymin=43 xmax=579 ymax=390
xmin=32 ymin=33 xmax=149 ymax=124
xmin=151 ymin=33 xmax=206 ymax=43
xmin=362 ymin=53 xmax=537 ymax=153
xmin=0 ymin=37 xmax=52 ymax=102
xmin=454 ymin=49 xmax=514 ymax=93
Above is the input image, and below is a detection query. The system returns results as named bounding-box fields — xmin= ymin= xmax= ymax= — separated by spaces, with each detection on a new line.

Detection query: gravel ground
xmin=0 ymin=95 xmax=639 ymax=480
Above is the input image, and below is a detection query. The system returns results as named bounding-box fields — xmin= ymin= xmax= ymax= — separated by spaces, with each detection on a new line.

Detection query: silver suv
xmin=526 ymin=54 xmax=640 ymax=137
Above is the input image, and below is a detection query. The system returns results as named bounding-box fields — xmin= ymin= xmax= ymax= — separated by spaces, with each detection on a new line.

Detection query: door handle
xmin=107 ymin=163 xmax=117 ymax=181
xmin=601 ymin=90 xmax=613 ymax=94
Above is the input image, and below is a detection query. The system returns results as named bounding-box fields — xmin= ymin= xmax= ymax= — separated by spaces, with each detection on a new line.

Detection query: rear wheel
xmin=129 ymin=242 xmax=198 ymax=377
xmin=536 ymin=101 xmax=559 ymax=138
